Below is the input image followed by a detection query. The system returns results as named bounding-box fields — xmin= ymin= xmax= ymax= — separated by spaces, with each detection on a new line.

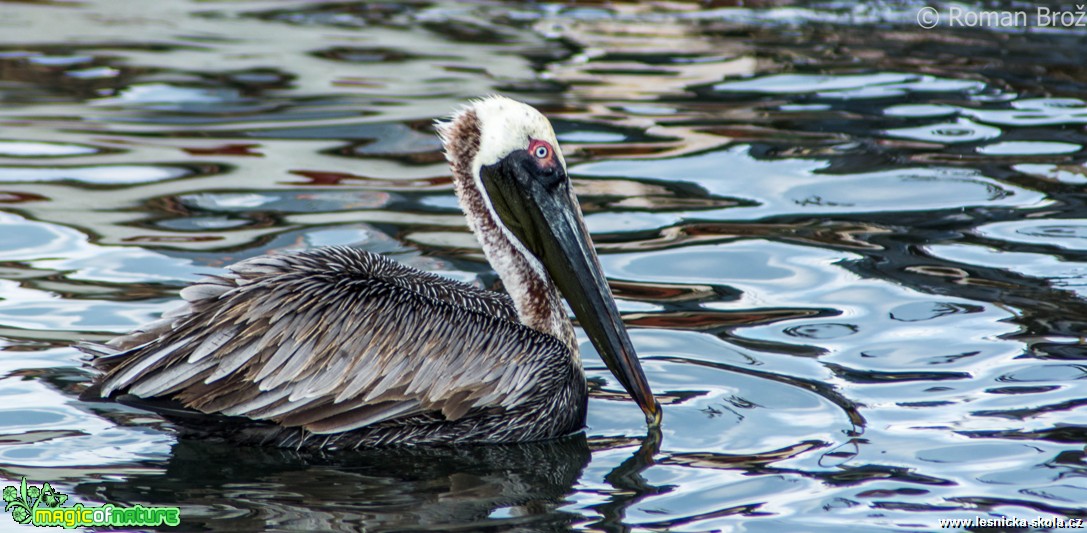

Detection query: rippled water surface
xmin=2 ymin=1 xmax=1086 ymax=531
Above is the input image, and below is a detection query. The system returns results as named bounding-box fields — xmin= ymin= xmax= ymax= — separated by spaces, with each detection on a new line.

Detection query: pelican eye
xmin=533 ymin=145 xmax=549 ymax=159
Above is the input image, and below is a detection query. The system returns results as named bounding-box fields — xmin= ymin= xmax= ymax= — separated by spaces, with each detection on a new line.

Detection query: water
xmin=1 ymin=0 xmax=1085 ymax=531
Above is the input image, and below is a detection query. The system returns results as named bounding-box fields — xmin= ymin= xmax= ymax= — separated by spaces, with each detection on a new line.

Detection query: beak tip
xmin=645 ymin=398 xmax=663 ymax=429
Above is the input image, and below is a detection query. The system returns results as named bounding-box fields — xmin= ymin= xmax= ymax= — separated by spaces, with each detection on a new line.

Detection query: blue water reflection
xmin=0 ymin=0 xmax=1085 ymax=531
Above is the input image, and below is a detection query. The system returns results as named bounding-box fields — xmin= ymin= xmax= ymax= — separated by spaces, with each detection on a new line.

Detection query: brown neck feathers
xmin=441 ymin=109 xmax=578 ymax=354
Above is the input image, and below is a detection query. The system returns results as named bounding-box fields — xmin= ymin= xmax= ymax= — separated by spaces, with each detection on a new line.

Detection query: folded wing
xmin=81 ymin=247 xmax=567 ymax=436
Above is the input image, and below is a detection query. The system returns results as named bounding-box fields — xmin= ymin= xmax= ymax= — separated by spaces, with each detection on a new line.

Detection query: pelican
xmin=79 ymin=95 xmax=661 ymax=448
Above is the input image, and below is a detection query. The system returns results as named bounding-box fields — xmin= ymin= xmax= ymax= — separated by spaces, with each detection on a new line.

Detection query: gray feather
xmin=81 ymin=246 xmax=584 ymax=447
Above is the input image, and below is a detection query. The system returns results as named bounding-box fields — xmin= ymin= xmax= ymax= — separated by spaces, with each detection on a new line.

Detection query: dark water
xmin=1 ymin=0 xmax=1086 ymax=531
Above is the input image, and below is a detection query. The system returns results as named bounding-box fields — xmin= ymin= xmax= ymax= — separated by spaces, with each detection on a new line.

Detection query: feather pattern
xmin=81 ymin=247 xmax=587 ymax=448
xmin=77 ymin=95 xmax=617 ymax=448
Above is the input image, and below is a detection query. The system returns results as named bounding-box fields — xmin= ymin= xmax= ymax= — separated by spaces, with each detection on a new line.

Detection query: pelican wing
xmin=81 ymin=247 xmax=567 ymax=436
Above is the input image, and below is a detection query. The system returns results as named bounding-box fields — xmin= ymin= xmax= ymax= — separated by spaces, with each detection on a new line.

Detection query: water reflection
xmin=1 ymin=0 xmax=1086 ymax=530
xmin=72 ymin=432 xmax=667 ymax=532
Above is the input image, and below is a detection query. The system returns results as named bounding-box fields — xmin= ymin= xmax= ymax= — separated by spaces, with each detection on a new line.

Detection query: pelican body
xmin=80 ymin=96 xmax=660 ymax=448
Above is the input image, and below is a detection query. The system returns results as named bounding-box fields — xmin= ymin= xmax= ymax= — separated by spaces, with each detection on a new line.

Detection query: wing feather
xmin=205 ymin=341 xmax=262 ymax=384
xmin=100 ymin=338 xmax=190 ymax=397
xmin=127 ymin=358 xmax=217 ymax=397
xmin=82 ymin=247 xmax=567 ymax=435
xmin=188 ymin=325 xmax=239 ymax=364
xmin=302 ymin=400 xmax=422 ymax=434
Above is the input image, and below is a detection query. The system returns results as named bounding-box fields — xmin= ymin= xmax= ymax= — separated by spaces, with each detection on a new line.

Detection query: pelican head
xmin=438 ymin=95 xmax=661 ymax=428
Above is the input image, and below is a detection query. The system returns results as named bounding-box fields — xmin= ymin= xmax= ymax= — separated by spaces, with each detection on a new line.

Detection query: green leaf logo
xmin=3 ymin=478 xmax=33 ymax=525
xmin=40 ymin=483 xmax=66 ymax=508
xmin=10 ymin=505 xmax=29 ymax=524
xmin=3 ymin=477 xmax=69 ymax=524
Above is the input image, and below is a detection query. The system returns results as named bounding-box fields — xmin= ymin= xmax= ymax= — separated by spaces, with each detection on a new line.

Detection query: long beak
xmin=538 ymin=192 xmax=662 ymax=428
xmin=481 ymin=153 xmax=662 ymax=428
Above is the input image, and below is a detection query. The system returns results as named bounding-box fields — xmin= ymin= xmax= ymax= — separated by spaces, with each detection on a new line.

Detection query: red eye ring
xmin=528 ymin=139 xmax=553 ymax=161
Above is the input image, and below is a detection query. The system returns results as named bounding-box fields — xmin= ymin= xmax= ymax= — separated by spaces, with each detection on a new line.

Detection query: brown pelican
xmin=80 ymin=95 xmax=661 ymax=448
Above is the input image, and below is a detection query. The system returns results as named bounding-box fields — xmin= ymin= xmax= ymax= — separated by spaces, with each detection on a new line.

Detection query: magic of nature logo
xmin=3 ymin=476 xmax=180 ymax=528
